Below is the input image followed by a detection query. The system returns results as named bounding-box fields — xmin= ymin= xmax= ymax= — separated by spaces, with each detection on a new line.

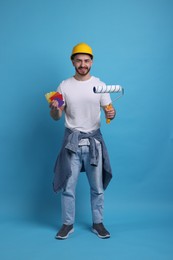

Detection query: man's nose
xmin=81 ymin=60 xmax=85 ymax=66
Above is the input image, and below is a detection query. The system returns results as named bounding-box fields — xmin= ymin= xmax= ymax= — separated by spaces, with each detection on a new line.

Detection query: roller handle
xmin=106 ymin=104 xmax=113 ymax=124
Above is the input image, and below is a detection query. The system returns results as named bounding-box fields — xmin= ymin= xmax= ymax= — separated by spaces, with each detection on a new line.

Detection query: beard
xmin=75 ymin=66 xmax=91 ymax=76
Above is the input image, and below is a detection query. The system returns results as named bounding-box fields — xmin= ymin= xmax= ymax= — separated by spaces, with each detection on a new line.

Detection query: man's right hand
xmin=50 ymin=100 xmax=59 ymax=110
xmin=50 ymin=100 xmax=63 ymax=120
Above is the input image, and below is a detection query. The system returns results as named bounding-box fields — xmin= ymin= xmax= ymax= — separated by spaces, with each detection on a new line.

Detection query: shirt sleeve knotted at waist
xmin=64 ymin=128 xmax=100 ymax=166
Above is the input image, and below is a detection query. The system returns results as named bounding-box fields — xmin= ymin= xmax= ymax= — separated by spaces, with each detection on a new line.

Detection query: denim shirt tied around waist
xmin=53 ymin=128 xmax=112 ymax=192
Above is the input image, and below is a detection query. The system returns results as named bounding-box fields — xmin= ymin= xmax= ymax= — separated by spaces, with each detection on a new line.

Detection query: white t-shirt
xmin=57 ymin=76 xmax=112 ymax=133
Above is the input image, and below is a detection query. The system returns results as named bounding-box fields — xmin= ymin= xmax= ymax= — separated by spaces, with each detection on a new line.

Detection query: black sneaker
xmin=92 ymin=223 xmax=110 ymax=239
xmin=55 ymin=224 xmax=74 ymax=239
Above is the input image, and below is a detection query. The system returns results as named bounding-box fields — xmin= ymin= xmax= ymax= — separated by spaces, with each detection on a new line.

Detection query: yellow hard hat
xmin=71 ymin=42 xmax=93 ymax=59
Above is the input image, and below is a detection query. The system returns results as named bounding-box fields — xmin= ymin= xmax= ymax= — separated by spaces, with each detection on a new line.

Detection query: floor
xmin=1 ymin=207 xmax=173 ymax=260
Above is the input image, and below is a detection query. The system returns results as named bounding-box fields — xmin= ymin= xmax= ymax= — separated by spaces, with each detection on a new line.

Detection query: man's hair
xmin=71 ymin=53 xmax=93 ymax=60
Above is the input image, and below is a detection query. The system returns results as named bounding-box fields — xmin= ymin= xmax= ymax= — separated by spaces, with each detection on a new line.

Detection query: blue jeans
xmin=61 ymin=142 xmax=104 ymax=225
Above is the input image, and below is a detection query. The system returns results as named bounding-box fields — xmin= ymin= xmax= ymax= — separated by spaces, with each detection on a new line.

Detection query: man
xmin=50 ymin=43 xmax=116 ymax=239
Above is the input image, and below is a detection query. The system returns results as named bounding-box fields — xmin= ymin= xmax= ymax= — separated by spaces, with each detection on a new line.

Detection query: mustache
xmin=78 ymin=66 xmax=88 ymax=69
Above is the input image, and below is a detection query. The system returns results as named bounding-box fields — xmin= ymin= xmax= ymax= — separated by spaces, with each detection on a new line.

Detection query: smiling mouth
xmin=76 ymin=66 xmax=90 ymax=76
xmin=78 ymin=67 xmax=88 ymax=74
xmin=79 ymin=67 xmax=88 ymax=70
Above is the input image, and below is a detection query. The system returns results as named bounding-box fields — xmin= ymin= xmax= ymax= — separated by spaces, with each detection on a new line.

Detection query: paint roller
xmin=93 ymin=85 xmax=124 ymax=124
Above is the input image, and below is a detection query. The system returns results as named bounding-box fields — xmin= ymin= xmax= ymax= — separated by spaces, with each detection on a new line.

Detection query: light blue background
xmin=0 ymin=0 xmax=173 ymax=259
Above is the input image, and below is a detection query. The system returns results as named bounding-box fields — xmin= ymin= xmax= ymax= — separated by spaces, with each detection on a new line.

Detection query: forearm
xmin=50 ymin=108 xmax=62 ymax=120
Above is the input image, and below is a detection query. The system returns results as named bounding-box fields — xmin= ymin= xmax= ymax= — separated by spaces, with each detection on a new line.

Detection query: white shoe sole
xmin=55 ymin=228 xmax=74 ymax=240
xmin=92 ymin=228 xmax=110 ymax=239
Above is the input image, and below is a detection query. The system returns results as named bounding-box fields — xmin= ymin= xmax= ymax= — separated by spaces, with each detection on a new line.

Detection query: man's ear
xmin=72 ymin=60 xmax=75 ymax=66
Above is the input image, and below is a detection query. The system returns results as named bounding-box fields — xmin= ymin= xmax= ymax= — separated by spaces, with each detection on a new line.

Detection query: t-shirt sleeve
xmin=100 ymin=93 xmax=112 ymax=107
xmin=56 ymin=81 xmax=66 ymax=105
